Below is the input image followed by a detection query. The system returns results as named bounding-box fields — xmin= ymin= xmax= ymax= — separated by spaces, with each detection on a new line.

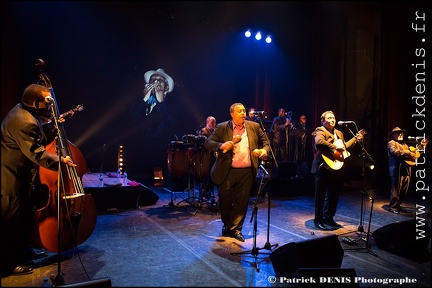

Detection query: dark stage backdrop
xmin=1 ymin=2 xmax=430 ymax=196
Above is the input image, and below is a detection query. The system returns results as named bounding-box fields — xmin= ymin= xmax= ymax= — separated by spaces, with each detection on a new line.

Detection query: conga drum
xmin=182 ymin=134 xmax=197 ymax=147
xmin=167 ymin=141 xmax=189 ymax=181
xmin=195 ymin=135 xmax=207 ymax=148
xmin=193 ymin=146 xmax=211 ymax=183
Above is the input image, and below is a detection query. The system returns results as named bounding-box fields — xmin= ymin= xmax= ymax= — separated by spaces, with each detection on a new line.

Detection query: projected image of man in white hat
xmin=142 ymin=68 xmax=174 ymax=116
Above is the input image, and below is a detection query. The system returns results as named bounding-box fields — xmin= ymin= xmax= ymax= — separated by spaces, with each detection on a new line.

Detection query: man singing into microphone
xmin=311 ymin=111 xmax=363 ymax=230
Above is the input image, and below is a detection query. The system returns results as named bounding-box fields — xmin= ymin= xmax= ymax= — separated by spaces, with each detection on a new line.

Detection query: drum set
xmin=166 ymin=134 xmax=214 ymax=212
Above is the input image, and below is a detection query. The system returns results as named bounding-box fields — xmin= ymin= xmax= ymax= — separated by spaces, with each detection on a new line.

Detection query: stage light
xmin=118 ymin=145 xmax=124 ymax=175
xmin=244 ymin=29 xmax=273 ymax=43
xmin=369 ymin=164 xmax=375 ymax=170
xmin=265 ymin=35 xmax=272 ymax=43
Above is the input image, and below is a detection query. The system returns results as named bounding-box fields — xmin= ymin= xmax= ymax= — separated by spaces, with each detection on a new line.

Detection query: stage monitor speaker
xmin=57 ymin=277 xmax=112 ymax=287
xmin=270 ymin=234 xmax=343 ymax=277
xmin=138 ymin=184 xmax=160 ymax=206
xmin=292 ymin=268 xmax=359 ymax=287
xmin=372 ymin=219 xmax=431 ymax=257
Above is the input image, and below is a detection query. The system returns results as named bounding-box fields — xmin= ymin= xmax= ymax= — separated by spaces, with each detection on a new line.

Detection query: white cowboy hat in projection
xmin=144 ymin=68 xmax=174 ymax=93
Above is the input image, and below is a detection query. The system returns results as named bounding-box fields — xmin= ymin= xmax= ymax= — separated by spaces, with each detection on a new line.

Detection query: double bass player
xmin=1 ymin=84 xmax=75 ymax=276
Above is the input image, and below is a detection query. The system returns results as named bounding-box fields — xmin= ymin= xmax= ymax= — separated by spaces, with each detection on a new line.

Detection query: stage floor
xmin=1 ymin=177 xmax=430 ymax=287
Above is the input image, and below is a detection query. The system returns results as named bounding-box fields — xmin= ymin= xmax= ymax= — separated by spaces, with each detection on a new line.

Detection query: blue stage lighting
xmin=265 ymin=35 xmax=272 ymax=43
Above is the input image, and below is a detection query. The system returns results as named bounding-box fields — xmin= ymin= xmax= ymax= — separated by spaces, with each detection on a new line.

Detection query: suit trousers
xmin=313 ymin=169 xmax=342 ymax=222
xmin=217 ymin=167 xmax=253 ymax=233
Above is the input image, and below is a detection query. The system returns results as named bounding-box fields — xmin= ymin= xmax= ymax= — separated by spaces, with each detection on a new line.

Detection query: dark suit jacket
xmin=204 ymin=120 xmax=270 ymax=185
xmin=1 ymin=104 xmax=60 ymax=198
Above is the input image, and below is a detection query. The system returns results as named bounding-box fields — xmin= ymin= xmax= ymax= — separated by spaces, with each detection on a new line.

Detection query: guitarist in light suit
xmin=311 ymin=111 xmax=363 ymax=230
xmin=387 ymin=127 xmax=416 ymax=214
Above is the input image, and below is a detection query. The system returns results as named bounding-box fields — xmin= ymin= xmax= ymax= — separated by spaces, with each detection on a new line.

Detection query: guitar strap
xmin=333 ymin=131 xmax=338 ymax=141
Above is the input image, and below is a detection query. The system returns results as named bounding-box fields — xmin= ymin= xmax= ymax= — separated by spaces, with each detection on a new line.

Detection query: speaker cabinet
xmin=292 ymin=268 xmax=359 ymax=287
xmin=270 ymin=235 xmax=343 ymax=277
xmin=372 ymin=219 xmax=431 ymax=257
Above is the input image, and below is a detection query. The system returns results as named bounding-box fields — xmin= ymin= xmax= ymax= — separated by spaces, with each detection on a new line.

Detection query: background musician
xmin=386 ymin=127 xmax=416 ymax=214
xmin=196 ymin=116 xmax=217 ymax=201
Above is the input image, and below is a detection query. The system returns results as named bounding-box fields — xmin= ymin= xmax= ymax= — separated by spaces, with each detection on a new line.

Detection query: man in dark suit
xmin=1 ymin=84 xmax=75 ymax=276
xmin=204 ymin=103 xmax=269 ymax=242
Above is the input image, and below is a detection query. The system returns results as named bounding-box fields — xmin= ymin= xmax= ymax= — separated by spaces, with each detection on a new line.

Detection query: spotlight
xmin=265 ymin=35 xmax=272 ymax=43
xmin=369 ymin=164 xmax=375 ymax=170
xmin=255 ymin=31 xmax=262 ymax=40
xmin=245 ymin=29 xmax=251 ymax=37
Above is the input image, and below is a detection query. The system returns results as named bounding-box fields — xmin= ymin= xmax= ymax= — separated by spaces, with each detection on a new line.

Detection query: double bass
xmin=31 ymin=59 xmax=97 ymax=253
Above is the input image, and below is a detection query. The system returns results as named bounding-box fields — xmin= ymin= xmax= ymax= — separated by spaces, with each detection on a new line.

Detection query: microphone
xmin=252 ymin=111 xmax=265 ymax=115
xmin=407 ymin=136 xmax=418 ymax=140
xmin=45 ymin=96 xmax=54 ymax=103
xmin=338 ymin=121 xmax=354 ymax=125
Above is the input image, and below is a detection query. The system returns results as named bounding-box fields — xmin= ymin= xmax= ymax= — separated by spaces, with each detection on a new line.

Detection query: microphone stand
xmin=254 ymin=114 xmax=278 ymax=250
xmin=48 ymin=101 xmax=66 ymax=286
xmin=230 ymin=163 xmax=274 ymax=271
xmin=343 ymin=147 xmax=378 ymax=257
xmin=230 ymin=114 xmax=278 ymax=271
xmin=339 ymin=122 xmax=377 ymax=256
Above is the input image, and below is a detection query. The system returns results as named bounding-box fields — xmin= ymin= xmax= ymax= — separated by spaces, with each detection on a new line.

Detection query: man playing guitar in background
xmin=386 ymin=127 xmax=425 ymax=214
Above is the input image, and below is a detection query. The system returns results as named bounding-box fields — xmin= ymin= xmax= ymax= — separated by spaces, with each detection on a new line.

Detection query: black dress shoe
xmin=314 ymin=221 xmax=328 ymax=230
xmin=399 ymin=207 xmax=413 ymax=213
xmin=324 ymin=219 xmax=343 ymax=228
xmin=13 ymin=265 xmax=33 ymax=275
xmin=222 ymin=225 xmax=228 ymax=236
xmin=230 ymin=231 xmax=245 ymax=242
xmin=28 ymin=249 xmax=48 ymax=260
xmin=21 ymin=248 xmax=48 ymax=261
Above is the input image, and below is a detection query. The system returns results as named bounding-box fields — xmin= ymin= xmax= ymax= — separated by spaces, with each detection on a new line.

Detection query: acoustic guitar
xmin=320 ymin=129 xmax=366 ymax=170
xmin=405 ymin=137 xmax=429 ymax=166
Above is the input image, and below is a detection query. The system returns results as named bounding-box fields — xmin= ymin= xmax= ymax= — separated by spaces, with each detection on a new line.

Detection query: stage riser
xmin=84 ymin=185 xmax=159 ymax=212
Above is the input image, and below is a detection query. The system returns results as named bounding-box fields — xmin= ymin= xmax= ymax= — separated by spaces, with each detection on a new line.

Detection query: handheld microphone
xmin=337 ymin=121 xmax=354 ymax=125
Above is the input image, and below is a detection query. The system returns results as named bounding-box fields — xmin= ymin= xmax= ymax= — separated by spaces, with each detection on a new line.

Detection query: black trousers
xmin=313 ymin=169 xmax=342 ymax=223
xmin=217 ymin=167 xmax=253 ymax=233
